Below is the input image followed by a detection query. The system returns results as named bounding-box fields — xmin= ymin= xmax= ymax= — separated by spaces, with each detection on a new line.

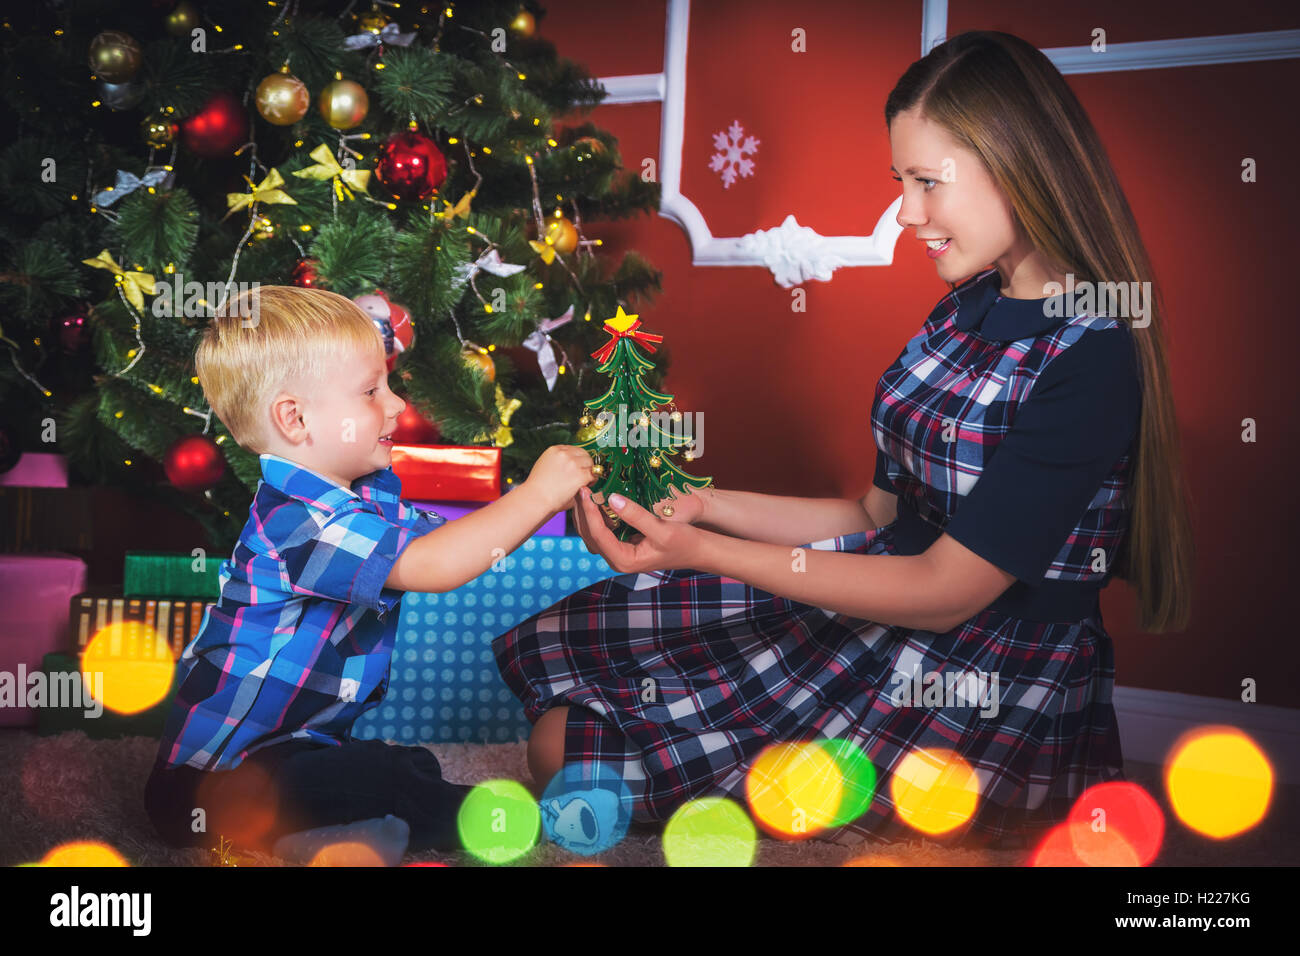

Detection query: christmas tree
xmin=0 ymin=0 xmax=669 ymax=552
xmin=577 ymin=306 xmax=711 ymax=541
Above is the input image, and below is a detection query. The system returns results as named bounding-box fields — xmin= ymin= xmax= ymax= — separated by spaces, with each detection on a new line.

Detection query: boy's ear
xmin=269 ymin=391 xmax=309 ymax=443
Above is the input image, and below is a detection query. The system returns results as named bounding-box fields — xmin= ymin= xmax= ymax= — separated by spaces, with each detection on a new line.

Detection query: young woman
xmin=493 ymin=30 xmax=1194 ymax=851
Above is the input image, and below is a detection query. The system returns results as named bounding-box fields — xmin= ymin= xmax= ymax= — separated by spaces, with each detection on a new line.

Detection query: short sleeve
xmin=873 ymin=449 xmax=895 ymax=493
xmin=280 ymin=506 xmax=434 ymax=612
xmin=943 ymin=328 xmax=1141 ymax=584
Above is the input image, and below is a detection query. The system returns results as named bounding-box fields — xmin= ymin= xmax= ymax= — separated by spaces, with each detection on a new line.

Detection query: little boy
xmin=144 ymin=285 xmax=595 ymax=863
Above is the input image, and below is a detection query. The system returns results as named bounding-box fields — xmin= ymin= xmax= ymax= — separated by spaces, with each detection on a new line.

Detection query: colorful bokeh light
xmin=1065 ymin=781 xmax=1164 ymax=865
xmin=890 ymin=748 xmax=980 ymax=835
xmin=82 ymin=621 xmax=175 ymax=714
xmin=1166 ymin=727 xmax=1273 ymax=838
xmin=457 ymin=779 xmax=540 ymax=863
xmin=37 ymin=841 xmax=129 ymax=866
xmin=662 ymin=797 xmax=756 ymax=866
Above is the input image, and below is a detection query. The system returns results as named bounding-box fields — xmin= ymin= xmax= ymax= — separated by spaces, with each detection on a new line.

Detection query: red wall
xmin=541 ymin=1 xmax=1300 ymax=706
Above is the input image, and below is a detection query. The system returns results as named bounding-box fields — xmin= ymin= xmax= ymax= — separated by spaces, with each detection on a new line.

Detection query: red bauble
xmin=181 ymin=90 xmax=249 ymax=158
xmin=374 ymin=131 xmax=447 ymax=201
xmin=164 ymin=434 xmax=225 ymax=491
xmin=291 ymin=257 xmax=321 ymax=287
xmin=391 ymin=403 xmax=441 ymax=444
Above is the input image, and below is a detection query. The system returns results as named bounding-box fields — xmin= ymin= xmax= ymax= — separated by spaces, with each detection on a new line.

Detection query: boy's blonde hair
xmin=194 ymin=285 xmax=385 ymax=454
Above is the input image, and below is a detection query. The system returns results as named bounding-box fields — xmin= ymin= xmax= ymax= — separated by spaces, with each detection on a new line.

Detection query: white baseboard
xmin=1113 ymin=684 xmax=1300 ymax=786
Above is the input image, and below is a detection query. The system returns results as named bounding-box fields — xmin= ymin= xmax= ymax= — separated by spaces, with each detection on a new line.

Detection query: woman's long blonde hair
xmin=886 ymin=30 xmax=1194 ymax=632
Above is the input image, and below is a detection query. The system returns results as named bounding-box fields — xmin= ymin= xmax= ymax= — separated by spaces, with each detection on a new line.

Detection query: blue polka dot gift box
xmin=350 ymin=536 xmax=612 ymax=745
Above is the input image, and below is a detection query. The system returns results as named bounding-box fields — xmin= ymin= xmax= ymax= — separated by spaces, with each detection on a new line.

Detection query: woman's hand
xmin=572 ymin=487 xmax=706 ymax=574
xmin=648 ymin=484 xmax=713 ymax=526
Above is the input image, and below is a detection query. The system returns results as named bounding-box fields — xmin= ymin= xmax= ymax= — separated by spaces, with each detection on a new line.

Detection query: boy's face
xmin=286 ymin=342 xmax=406 ymax=488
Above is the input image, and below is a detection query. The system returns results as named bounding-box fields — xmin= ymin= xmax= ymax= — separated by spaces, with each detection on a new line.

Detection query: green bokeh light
xmin=457 ymin=779 xmax=541 ymax=864
xmin=662 ymin=797 xmax=756 ymax=867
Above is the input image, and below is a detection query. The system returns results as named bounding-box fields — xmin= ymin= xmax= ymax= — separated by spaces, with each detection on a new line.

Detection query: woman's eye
xmin=366 ymin=388 xmax=378 ymax=396
xmin=891 ymin=175 xmax=936 ymax=190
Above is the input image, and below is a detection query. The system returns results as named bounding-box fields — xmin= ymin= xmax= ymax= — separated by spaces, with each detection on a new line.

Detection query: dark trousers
xmin=144 ymin=738 xmax=473 ymax=854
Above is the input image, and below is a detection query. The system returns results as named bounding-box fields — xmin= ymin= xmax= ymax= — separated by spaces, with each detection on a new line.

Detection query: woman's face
xmin=889 ymin=107 xmax=1053 ymax=298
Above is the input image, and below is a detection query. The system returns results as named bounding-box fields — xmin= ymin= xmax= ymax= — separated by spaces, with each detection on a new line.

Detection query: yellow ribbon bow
xmin=224 ymin=168 xmax=297 ymax=217
xmin=528 ymin=239 xmax=557 ymax=265
xmin=473 ymin=385 xmax=523 ymax=448
xmin=438 ymin=188 xmax=476 ymax=220
xmin=291 ymin=144 xmax=372 ymax=202
xmin=81 ymin=249 xmax=156 ymax=311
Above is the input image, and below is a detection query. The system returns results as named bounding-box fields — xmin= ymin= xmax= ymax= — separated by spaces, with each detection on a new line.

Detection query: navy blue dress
xmin=493 ymin=267 xmax=1142 ymax=847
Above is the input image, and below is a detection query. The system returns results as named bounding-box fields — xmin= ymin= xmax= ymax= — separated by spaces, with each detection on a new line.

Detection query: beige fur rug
xmin=2 ymin=729 xmax=1293 ymax=867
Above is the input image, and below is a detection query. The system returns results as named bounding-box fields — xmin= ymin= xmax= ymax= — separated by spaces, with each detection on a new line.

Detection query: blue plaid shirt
xmin=154 ymin=453 xmax=447 ymax=771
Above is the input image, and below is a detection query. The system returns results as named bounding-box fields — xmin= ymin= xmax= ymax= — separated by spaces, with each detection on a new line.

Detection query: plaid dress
xmin=494 ymin=267 xmax=1143 ymax=847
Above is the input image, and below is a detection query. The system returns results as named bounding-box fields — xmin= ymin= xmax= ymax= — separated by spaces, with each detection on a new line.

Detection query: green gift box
xmin=123 ymin=551 xmax=221 ymax=600
xmin=35 ymin=651 xmax=181 ymax=740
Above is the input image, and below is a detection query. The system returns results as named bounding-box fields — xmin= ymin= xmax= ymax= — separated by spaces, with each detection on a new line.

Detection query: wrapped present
xmin=69 ymin=590 xmax=212 ymax=660
xmin=0 ymin=452 xmax=69 ymax=488
xmin=351 ymin=536 xmax=613 ymax=745
xmin=410 ymin=494 xmax=567 ymax=536
xmin=389 ymin=444 xmax=500 ymax=502
xmin=35 ymin=650 xmax=181 ymax=740
xmin=0 ymin=486 xmax=93 ymax=552
xmin=123 ymin=550 xmax=221 ymax=600
xmin=0 ymin=553 xmax=88 ymax=727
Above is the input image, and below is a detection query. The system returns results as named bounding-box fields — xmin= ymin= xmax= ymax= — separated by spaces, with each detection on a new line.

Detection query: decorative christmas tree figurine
xmin=576 ymin=306 xmax=711 ymax=540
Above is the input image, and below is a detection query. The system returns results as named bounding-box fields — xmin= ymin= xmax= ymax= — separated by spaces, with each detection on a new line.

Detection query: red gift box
xmin=389 ymin=445 xmax=501 ymax=501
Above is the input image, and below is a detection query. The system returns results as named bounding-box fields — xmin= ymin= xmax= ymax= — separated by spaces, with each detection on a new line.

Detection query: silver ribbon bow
xmin=452 ymin=248 xmax=527 ymax=290
xmin=342 ymin=22 xmax=417 ymax=50
xmin=522 ymin=306 xmax=575 ymax=391
xmin=94 ymin=168 xmax=172 ymax=207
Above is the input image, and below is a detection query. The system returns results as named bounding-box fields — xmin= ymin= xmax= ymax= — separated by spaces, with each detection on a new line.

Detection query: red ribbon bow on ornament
xmin=591 ymin=306 xmax=663 ymax=364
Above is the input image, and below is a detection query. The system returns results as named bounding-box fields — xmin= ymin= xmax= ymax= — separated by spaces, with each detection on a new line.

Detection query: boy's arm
xmin=385 ymin=480 xmax=554 ymax=593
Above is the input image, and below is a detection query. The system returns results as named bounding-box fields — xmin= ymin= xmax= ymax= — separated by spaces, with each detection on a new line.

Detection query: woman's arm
xmin=692 ymin=487 xmax=883 ymax=546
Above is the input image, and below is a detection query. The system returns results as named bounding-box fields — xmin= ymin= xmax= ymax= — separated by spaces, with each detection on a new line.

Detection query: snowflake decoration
xmin=709 ymin=120 xmax=759 ymax=188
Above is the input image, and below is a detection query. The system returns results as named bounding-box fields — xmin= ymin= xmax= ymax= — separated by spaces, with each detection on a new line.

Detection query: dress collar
xmin=258 ymin=453 xmax=402 ymax=514
xmin=952 ymin=268 xmax=1073 ymax=341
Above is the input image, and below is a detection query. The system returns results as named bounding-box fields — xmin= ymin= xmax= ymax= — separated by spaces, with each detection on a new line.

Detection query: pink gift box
xmin=409 ymin=498 xmax=567 ymax=536
xmin=0 ymin=552 xmax=87 ymax=726
xmin=0 ymin=452 xmax=69 ymax=488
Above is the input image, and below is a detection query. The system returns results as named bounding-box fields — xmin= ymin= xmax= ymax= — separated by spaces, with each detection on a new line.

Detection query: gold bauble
xmin=461 ymin=346 xmax=496 ymax=383
xmin=508 ymin=10 xmax=536 ymax=37
xmin=660 ymin=505 xmax=674 ymax=516
xmin=670 ymin=410 xmax=682 ymax=422
xmin=88 ymin=31 xmax=142 ymax=83
xmin=164 ymin=0 xmax=201 ymax=37
xmin=649 ymin=454 xmax=661 ymax=468
xmin=358 ymin=3 xmax=389 ymax=32
xmin=579 ymin=414 xmax=592 ymax=427
xmin=638 ymin=415 xmax=650 ymax=427
xmin=318 ymin=79 xmax=370 ymax=130
xmin=591 ymin=463 xmax=604 ymax=477
xmin=256 ymin=69 xmax=309 ymax=126
xmin=542 ymin=215 xmax=578 ymax=255
xmin=141 ymin=114 xmax=178 ymax=149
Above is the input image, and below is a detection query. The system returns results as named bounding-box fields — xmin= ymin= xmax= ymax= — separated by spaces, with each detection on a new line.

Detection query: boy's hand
xmin=522 ymin=445 xmax=598 ymax=514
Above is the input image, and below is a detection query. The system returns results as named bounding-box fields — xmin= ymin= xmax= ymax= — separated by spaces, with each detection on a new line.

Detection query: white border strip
xmin=1046 ymin=28 xmax=1300 ymax=74
xmin=595 ymin=1 xmax=1300 ymax=284
xmin=1114 ymin=684 xmax=1300 ymax=786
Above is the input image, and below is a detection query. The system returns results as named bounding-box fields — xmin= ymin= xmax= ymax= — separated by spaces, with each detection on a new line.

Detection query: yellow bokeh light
xmin=82 ymin=622 xmax=175 ymax=714
xmin=309 ymin=842 xmax=386 ymax=866
xmin=1166 ymin=727 xmax=1273 ymax=838
xmin=746 ymin=741 xmax=844 ymax=838
xmin=39 ymin=841 xmax=129 ymax=866
xmin=662 ymin=797 xmax=756 ymax=867
xmin=890 ymin=748 xmax=980 ymax=835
